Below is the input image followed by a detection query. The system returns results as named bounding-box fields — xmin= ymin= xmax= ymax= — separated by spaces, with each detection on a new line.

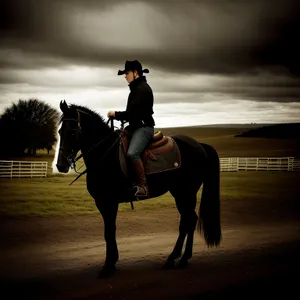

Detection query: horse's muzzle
xmin=56 ymin=164 xmax=69 ymax=173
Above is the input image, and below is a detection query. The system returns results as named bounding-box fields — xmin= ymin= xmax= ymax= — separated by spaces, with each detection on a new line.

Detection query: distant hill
xmin=159 ymin=123 xmax=272 ymax=130
xmin=196 ymin=123 xmax=273 ymax=128
xmin=234 ymin=123 xmax=300 ymax=139
xmin=160 ymin=123 xmax=279 ymax=129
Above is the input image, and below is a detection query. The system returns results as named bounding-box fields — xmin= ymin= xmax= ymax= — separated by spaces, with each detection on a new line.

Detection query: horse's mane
xmin=71 ymin=104 xmax=106 ymax=123
xmin=60 ymin=104 xmax=106 ymax=126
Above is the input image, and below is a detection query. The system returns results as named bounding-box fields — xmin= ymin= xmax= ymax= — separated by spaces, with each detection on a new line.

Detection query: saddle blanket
xmin=119 ymin=135 xmax=181 ymax=177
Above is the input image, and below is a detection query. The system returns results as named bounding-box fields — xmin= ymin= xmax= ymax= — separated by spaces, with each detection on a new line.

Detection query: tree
xmin=0 ymin=99 xmax=60 ymax=157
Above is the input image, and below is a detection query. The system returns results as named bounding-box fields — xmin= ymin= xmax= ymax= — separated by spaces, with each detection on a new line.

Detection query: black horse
xmin=56 ymin=100 xmax=221 ymax=277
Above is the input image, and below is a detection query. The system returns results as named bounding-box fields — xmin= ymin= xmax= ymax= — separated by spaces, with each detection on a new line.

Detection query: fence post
xmin=279 ymin=158 xmax=282 ymax=171
xmin=288 ymin=157 xmax=294 ymax=171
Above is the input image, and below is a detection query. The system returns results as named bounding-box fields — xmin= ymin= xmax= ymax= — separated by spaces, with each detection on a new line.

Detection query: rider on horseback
xmin=107 ymin=60 xmax=155 ymax=198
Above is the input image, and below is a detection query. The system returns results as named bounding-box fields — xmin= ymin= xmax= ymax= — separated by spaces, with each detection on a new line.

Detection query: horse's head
xmin=56 ymin=100 xmax=116 ymax=173
xmin=56 ymin=100 xmax=82 ymax=173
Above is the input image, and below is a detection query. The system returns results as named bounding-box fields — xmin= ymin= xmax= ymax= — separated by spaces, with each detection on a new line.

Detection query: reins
xmin=68 ymin=118 xmax=122 ymax=185
xmin=72 ymin=119 xmax=117 ymax=164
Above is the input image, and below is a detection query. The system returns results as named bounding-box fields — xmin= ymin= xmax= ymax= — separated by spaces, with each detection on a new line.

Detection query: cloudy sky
xmin=1 ymin=0 xmax=299 ymax=127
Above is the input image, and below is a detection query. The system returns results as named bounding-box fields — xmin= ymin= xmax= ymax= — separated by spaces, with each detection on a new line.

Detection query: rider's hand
xmin=107 ymin=111 xmax=115 ymax=118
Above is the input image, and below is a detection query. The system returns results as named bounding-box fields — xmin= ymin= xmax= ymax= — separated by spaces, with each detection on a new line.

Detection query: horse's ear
xmin=60 ymin=100 xmax=68 ymax=113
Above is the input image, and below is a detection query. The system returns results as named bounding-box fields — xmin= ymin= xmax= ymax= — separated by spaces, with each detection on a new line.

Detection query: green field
xmin=0 ymin=126 xmax=299 ymax=217
xmin=0 ymin=172 xmax=299 ymax=217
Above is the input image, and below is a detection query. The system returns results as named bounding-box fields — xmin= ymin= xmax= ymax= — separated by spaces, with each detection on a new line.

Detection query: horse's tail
xmin=197 ymin=143 xmax=222 ymax=247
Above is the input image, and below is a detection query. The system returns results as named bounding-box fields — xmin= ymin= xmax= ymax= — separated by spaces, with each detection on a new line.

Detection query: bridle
xmin=59 ymin=117 xmax=82 ymax=172
xmin=60 ymin=115 xmax=124 ymax=185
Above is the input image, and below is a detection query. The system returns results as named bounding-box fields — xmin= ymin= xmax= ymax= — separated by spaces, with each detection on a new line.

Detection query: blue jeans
xmin=127 ymin=126 xmax=154 ymax=162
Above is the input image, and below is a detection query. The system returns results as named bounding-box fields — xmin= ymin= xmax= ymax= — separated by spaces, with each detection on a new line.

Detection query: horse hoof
xmin=177 ymin=259 xmax=188 ymax=269
xmin=163 ymin=260 xmax=176 ymax=270
xmin=98 ymin=265 xmax=116 ymax=278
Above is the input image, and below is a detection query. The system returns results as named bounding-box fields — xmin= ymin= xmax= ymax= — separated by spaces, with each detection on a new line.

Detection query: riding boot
xmin=131 ymin=159 xmax=149 ymax=197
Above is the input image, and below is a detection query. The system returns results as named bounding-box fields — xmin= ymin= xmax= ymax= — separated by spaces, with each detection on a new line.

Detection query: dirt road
xmin=1 ymin=199 xmax=299 ymax=299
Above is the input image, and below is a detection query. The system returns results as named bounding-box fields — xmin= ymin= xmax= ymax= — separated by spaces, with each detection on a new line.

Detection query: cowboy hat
xmin=118 ymin=60 xmax=149 ymax=75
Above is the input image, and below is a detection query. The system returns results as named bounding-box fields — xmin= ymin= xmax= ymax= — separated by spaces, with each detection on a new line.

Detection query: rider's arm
xmin=115 ymin=87 xmax=148 ymax=122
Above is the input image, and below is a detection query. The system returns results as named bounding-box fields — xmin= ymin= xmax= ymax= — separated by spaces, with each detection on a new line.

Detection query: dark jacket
xmin=115 ymin=76 xmax=155 ymax=131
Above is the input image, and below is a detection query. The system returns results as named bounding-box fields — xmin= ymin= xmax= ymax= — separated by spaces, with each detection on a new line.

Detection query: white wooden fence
xmin=0 ymin=160 xmax=48 ymax=178
xmin=0 ymin=157 xmax=299 ymax=178
xmin=220 ymin=157 xmax=300 ymax=172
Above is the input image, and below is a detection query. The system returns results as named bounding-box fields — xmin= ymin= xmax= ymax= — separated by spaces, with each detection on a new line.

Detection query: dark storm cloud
xmin=150 ymin=0 xmax=300 ymax=76
xmin=1 ymin=0 xmax=299 ymax=74
xmin=0 ymin=0 xmax=300 ymax=108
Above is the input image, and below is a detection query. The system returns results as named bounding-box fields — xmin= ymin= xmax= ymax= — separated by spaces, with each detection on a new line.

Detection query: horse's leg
xmin=97 ymin=201 xmax=119 ymax=278
xmin=177 ymin=209 xmax=198 ymax=268
xmin=163 ymin=220 xmax=186 ymax=269
xmin=164 ymin=193 xmax=198 ymax=269
xmin=163 ymin=194 xmax=192 ymax=269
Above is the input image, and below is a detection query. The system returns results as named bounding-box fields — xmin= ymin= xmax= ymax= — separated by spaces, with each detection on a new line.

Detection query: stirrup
xmin=133 ymin=185 xmax=149 ymax=198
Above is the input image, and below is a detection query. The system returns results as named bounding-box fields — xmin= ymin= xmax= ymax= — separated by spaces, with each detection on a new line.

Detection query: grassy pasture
xmin=0 ymin=172 xmax=299 ymax=217
xmin=0 ymin=126 xmax=299 ymax=217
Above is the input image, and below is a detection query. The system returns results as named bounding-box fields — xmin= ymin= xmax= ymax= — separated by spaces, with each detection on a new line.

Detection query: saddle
xmin=119 ymin=130 xmax=181 ymax=176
